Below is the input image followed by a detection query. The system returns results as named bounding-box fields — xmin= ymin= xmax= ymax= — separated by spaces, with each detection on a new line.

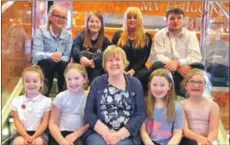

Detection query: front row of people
xmin=12 ymin=46 xmax=219 ymax=145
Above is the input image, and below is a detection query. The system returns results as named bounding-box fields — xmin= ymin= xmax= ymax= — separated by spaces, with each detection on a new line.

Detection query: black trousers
xmin=49 ymin=131 xmax=84 ymax=145
xmin=151 ymin=61 xmax=205 ymax=97
xmin=179 ymin=137 xmax=197 ymax=145
xmin=133 ymin=67 xmax=151 ymax=95
xmin=86 ymin=67 xmax=104 ymax=84
xmin=37 ymin=59 xmax=68 ymax=97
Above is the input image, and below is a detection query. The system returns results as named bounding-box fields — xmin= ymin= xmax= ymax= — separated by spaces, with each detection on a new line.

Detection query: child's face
xmin=23 ymin=71 xmax=42 ymax=97
xmin=185 ymin=74 xmax=206 ymax=97
xmin=150 ymin=76 xmax=171 ymax=100
xmin=65 ymin=69 xmax=87 ymax=93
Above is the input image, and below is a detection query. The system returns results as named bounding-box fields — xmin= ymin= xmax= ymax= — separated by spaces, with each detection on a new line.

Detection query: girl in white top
xmin=180 ymin=69 xmax=220 ymax=145
xmin=49 ymin=63 xmax=89 ymax=145
xmin=11 ymin=65 xmax=51 ymax=145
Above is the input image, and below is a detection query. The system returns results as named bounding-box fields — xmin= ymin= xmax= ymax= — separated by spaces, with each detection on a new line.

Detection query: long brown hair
xmin=146 ymin=68 xmax=176 ymax=122
xmin=118 ymin=7 xmax=149 ymax=49
xmin=83 ymin=11 xmax=105 ymax=50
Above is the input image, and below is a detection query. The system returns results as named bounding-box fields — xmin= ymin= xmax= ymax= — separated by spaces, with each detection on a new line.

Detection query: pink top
xmin=183 ymin=102 xmax=211 ymax=137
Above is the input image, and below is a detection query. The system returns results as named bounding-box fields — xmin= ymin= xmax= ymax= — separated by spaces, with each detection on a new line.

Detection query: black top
xmin=71 ymin=31 xmax=111 ymax=65
xmin=112 ymin=30 xmax=152 ymax=71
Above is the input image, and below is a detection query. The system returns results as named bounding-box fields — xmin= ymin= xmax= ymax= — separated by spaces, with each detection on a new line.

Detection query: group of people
xmin=10 ymin=4 xmax=220 ymax=145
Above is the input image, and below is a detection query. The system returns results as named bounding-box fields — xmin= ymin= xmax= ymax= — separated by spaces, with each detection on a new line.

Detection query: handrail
xmin=2 ymin=78 xmax=23 ymax=127
xmin=215 ymin=1 xmax=229 ymax=20
xmin=1 ymin=1 xmax=15 ymax=14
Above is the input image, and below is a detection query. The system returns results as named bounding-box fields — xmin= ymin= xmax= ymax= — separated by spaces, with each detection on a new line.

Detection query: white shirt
xmin=149 ymin=27 xmax=202 ymax=66
xmin=12 ymin=94 xmax=51 ymax=131
xmin=53 ymin=90 xmax=87 ymax=131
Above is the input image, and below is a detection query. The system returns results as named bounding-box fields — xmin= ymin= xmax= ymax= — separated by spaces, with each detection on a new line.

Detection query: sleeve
xmin=124 ymin=78 xmax=145 ymax=136
xmin=173 ymin=103 xmax=184 ymax=130
xmin=154 ymin=31 xmax=172 ymax=63
xmin=61 ymin=32 xmax=73 ymax=62
xmin=112 ymin=31 xmax=122 ymax=45
xmin=102 ymin=36 xmax=111 ymax=51
xmin=12 ymin=98 xmax=18 ymax=111
xmin=132 ymin=33 xmax=153 ymax=71
xmin=93 ymin=36 xmax=111 ymax=66
xmin=179 ymin=31 xmax=202 ymax=66
xmin=71 ymin=32 xmax=84 ymax=63
xmin=32 ymin=28 xmax=53 ymax=63
xmin=84 ymin=79 xmax=100 ymax=128
xmin=53 ymin=93 xmax=64 ymax=109
xmin=44 ymin=98 xmax=52 ymax=112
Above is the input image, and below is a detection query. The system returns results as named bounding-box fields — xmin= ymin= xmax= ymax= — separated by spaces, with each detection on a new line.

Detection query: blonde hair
xmin=182 ymin=68 xmax=211 ymax=98
xmin=64 ymin=63 xmax=88 ymax=89
xmin=22 ymin=65 xmax=44 ymax=92
xmin=47 ymin=5 xmax=67 ymax=30
xmin=118 ymin=7 xmax=149 ymax=49
xmin=102 ymin=45 xmax=129 ymax=70
xmin=146 ymin=68 xmax=176 ymax=122
xmin=83 ymin=11 xmax=105 ymax=50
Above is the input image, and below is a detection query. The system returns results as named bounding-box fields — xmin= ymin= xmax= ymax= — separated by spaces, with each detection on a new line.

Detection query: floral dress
xmin=100 ymin=83 xmax=133 ymax=131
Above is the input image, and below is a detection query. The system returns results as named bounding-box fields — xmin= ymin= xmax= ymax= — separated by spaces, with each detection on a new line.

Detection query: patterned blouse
xmin=100 ymin=83 xmax=133 ymax=131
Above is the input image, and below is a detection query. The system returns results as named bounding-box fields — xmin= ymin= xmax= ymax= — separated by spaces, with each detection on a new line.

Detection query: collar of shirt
xmin=166 ymin=27 xmax=185 ymax=37
xmin=23 ymin=94 xmax=41 ymax=102
xmin=50 ymin=26 xmax=64 ymax=39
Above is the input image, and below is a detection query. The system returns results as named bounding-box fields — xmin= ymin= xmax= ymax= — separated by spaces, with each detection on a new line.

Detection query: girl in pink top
xmin=180 ymin=69 xmax=220 ymax=145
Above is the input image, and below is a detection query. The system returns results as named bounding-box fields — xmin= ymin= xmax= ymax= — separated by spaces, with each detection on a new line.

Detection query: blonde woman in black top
xmin=112 ymin=7 xmax=152 ymax=91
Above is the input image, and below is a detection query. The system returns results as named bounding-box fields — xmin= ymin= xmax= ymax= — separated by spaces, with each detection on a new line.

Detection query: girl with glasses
xmin=32 ymin=5 xmax=72 ymax=97
xmin=180 ymin=69 xmax=220 ymax=145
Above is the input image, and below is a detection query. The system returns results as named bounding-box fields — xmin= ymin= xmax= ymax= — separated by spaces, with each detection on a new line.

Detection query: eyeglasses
xmin=188 ymin=80 xmax=205 ymax=86
xmin=52 ymin=14 xmax=67 ymax=20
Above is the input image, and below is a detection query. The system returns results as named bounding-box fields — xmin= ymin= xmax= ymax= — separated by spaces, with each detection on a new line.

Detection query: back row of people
xmin=32 ymin=5 xmax=204 ymax=97
xmin=12 ymin=45 xmax=219 ymax=145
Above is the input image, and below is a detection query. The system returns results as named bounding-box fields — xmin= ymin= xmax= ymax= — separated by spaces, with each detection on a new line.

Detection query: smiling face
xmin=87 ymin=15 xmax=102 ymax=35
xmin=49 ymin=8 xmax=67 ymax=30
xmin=185 ymin=74 xmax=206 ymax=98
xmin=167 ymin=13 xmax=184 ymax=32
xmin=65 ymin=68 xmax=87 ymax=93
xmin=23 ymin=71 xmax=43 ymax=97
xmin=105 ymin=53 xmax=125 ymax=77
xmin=150 ymin=76 xmax=171 ymax=100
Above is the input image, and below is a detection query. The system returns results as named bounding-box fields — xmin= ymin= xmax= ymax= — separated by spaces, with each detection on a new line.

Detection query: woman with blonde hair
xmin=32 ymin=5 xmax=72 ymax=96
xmin=112 ymin=7 xmax=152 ymax=92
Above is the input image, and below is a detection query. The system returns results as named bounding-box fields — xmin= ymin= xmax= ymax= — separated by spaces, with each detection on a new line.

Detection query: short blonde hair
xmin=64 ymin=63 xmax=88 ymax=89
xmin=102 ymin=45 xmax=129 ymax=70
xmin=22 ymin=65 xmax=44 ymax=92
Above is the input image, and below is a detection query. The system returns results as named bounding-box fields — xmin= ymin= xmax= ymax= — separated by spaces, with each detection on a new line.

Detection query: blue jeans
xmin=85 ymin=133 xmax=135 ymax=145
